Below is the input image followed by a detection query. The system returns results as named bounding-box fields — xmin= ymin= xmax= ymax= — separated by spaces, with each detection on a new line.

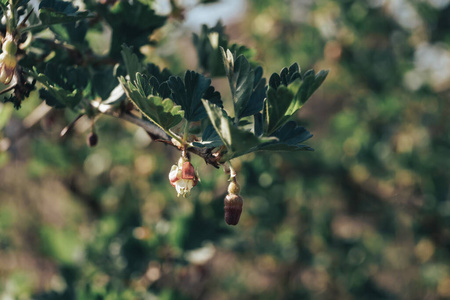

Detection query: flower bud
xmin=2 ymin=39 xmax=17 ymax=55
xmin=224 ymin=193 xmax=243 ymax=226
xmin=87 ymin=132 xmax=98 ymax=147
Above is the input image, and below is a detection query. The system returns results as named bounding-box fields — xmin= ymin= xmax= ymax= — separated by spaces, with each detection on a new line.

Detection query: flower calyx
xmin=168 ymin=157 xmax=199 ymax=197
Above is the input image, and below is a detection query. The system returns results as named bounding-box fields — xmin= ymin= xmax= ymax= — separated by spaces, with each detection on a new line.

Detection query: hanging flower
xmin=0 ymin=38 xmax=17 ymax=85
xmin=168 ymin=158 xmax=199 ymax=197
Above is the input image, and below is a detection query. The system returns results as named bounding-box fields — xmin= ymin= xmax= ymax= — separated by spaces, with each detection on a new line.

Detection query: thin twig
xmin=96 ymin=105 xmax=221 ymax=168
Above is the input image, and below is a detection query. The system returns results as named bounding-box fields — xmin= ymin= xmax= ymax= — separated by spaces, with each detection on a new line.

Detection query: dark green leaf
xmin=269 ymin=63 xmax=301 ymax=89
xmin=92 ymin=67 xmax=117 ymax=100
xmin=202 ymin=100 xmax=274 ymax=159
xmin=48 ymin=18 xmax=89 ymax=45
xmin=263 ymin=65 xmax=328 ymax=135
xmin=192 ymin=21 xmax=228 ymax=76
xmin=193 ymin=22 xmax=255 ymax=77
xmin=39 ymin=0 xmax=92 ymax=26
xmin=192 ymin=125 xmax=224 ymax=148
xmin=254 ymin=112 xmax=263 ymax=137
xmin=121 ymin=44 xmax=142 ymax=81
xmin=257 ymin=121 xmax=313 ymax=152
xmin=146 ymin=63 xmax=172 ymax=83
xmin=168 ymin=71 xmax=222 ymax=122
xmin=28 ymin=64 xmax=88 ymax=109
xmin=100 ymin=1 xmax=166 ymax=58
xmin=263 ymin=81 xmax=300 ymax=135
xmin=239 ymin=66 xmax=267 ymax=118
xmin=119 ymin=74 xmax=184 ymax=131
xmin=230 ymin=55 xmax=255 ymax=120
xmin=297 ymin=69 xmax=329 ymax=105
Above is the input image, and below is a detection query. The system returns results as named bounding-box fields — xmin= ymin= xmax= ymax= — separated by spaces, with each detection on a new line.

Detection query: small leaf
xmin=28 ymin=64 xmax=87 ymax=109
xmin=297 ymin=69 xmax=329 ymax=105
xmin=263 ymin=82 xmax=299 ymax=135
xmin=92 ymin=66 xmax=117 ymax=100
xmin=168 ymin=71 xmax=222 ymax=122
xmin=49 ymin=20 xmax=89 ymax=44
xmin=257 ymin=121 xmax=313 ymax=152
xmin=146 ymin=63 xmax=172 ymax=83
xmin=39 ymin=0 xmax=92 ymax=26
xmin=269 ymin=63 xmax=301 ymax=89
xmin=121 ymin=44 xmax=142 ymax=81
xmin=192 ymin=125 xmax=224 ymax=148
xmin=239 ymin=66 xmax=267 ymax=118
xmin=231 ymin=55 xmax=255 ymax=120
xmin=202 ymin=100 xmax=274 ymax=159
xmin=193 ymin=21 xmax=228 ymax=76
xmin=263 ymin=65 xmax=329 ymax=135
xmin=119 ymin=74 xmax=184 ymax=131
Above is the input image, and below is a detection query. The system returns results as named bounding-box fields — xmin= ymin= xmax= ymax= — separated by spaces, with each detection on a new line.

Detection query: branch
xmin=91 ymin=101 xmax=221 ymax=168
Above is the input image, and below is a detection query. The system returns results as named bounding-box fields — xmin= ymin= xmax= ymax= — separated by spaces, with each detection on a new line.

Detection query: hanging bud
xmin=168 ymin=158 xmax=199 ymax=197
xmin=224 ymin=193 xmax=243 ymax=226
xmin=87 ymin=132 xmax=98 ymax=147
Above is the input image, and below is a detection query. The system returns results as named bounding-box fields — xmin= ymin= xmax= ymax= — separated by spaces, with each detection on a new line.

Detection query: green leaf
xmin=297 ymin=69 xmax=329 ymax=105
xmin=100 ymin=1 xmax=166 ymax=58
xmin=257 ymin=121 xmax=313 ymax=152
xmin=92 ymin=66 xmax=118 ymax=100
xmin=121 ymin=44 xmax=142 ymax=81
xmin=239 ymin=66 xmax=267 ymax=118
xmin=193 ymin=22 xmax=255 ymax=77
xmin=202 ymin=100 xmax=274 ymax=159
xmin=119 ymin=74 xmax=184 ymax=131
xmin=146 ymin=63 xmax=172 ymax=83
xmin=49 ymin=20 xmax=88 ymax=45
xmin=193 ymin=21 xmax=228 ymax=76
xmin=168 ymin=71 xmax=222 ymax=122
xmin=39 ymin=0 xmax=92 ymax=26
xmin=229 ymin=55 xmax=255 ymax=120
xmin=192 ymin=125 xmax=224 ymax=148
xmin=28 ymin=64 xmax=87 ymax=109
xmin=263 ymin=65 xmax=329 ymax=135
xmin=263 ymin=81 xmax=300 ymax=135
xmin=269 ymin=63 xmax=301 ymax=89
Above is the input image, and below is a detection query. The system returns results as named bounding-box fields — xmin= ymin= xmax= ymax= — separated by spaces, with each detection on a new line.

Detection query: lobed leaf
xmin=168 ymin=71 xmax=222 ymax=122
xmin=39 ymin=0 xmax=92 ymax=26
xmin=238 ymin=66 xmax=267 ymax=118
xmin=269 ymin=63 xmax=301 ymax=90
xmin=28 ymin=64 xmax=88 ymax=109
xmin=192 ymin=125 xmax=224 ymax=148
xmin=121 ymin=45 xmax=142 ymax=81
xmin=263 ymin=65 xmax=328 ymax=135
xmin=230 ymin=55 xmax=255 ymax=120
xmin=119 ymin=75 xmax=184 ymax=131
xmin=257 ymin=121 xmax=313 ymax=152
xmin=263 ymin=81 xmax=300 ymax=135
xmin=202 ymin=100 xmax=274 ymax=159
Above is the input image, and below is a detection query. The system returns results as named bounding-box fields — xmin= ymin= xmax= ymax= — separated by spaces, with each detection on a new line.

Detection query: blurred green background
xmin=1 ymin=0 xmax=450 ymax=299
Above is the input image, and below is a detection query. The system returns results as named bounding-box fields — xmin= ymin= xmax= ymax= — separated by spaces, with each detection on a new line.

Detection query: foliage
xmin=0 ymin=0 xmax=449 ymax=299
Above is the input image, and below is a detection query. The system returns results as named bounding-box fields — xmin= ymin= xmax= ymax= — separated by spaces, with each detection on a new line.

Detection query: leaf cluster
xmin=2 ymin=0 xmax=327 ymax=165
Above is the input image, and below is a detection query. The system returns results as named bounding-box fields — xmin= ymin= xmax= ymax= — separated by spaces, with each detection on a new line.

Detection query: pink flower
xmin=169 ymin=160 xmax=198 ymax=197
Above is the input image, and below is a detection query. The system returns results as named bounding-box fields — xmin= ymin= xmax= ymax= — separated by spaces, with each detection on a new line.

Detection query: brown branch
xmin=94 ymin=103 xmax=221 ymax=168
